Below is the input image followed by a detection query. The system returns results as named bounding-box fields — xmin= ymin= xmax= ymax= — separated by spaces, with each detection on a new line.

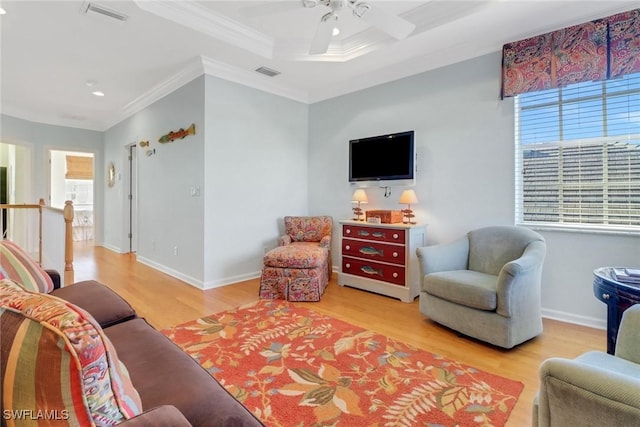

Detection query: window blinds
xmin=515 ymin=73 xmax=640 ymax=231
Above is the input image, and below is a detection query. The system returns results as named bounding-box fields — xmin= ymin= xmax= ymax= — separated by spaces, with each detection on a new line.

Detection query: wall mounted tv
xmin=349 ymin=130 xmax=415 ymax=187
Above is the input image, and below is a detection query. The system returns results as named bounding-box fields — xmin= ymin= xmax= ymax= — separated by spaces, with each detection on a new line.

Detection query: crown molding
xmin=105 ymin=58 xmax=205 ymax=130
xmin=200 ymin=56 xmax=308 ymax=103
xmin=133 ymin=0 xmax=274 ymax=59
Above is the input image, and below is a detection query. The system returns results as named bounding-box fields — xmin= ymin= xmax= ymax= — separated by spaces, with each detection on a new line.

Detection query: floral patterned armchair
xmin=280 ymin=216 xmax=333 ymax=273
xmin=260 ymin=216 xmax=333 ymax=301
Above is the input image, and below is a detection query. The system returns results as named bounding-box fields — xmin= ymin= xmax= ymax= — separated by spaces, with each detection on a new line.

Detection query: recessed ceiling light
xmin=0 ymin=7 xmax=7 ymax=15
xmin=332 ymin=27 xmax=340 ymax=36
xmin=92 ymin=91 xmax=105 ymax=97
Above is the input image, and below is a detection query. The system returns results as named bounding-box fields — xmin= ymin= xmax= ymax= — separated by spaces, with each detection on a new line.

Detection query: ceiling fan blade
xmin=241 ymin=1 xmax=299 ymax=19
xmin=355 ymin=3 xmax=416 ymax=40
xmin=309 ymin=17 xmax=334 ymax=55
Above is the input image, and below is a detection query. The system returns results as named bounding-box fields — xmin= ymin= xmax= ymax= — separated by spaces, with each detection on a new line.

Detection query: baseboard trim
xmin=136 ymin=255 xmax=204 ymax=289
xmin=101 ymin=243 xmax=123 ymax=254
xmin=541 ymin=308 xmax=606 ymax=330
xmin=203 ymin=271 xmax=261 ymax=290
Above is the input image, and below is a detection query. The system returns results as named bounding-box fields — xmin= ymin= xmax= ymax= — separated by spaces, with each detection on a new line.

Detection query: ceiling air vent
xmin=81 ymin=2 xmax=128 ymax=22
xmin=255 ymin=66 xmax=281 ymax=77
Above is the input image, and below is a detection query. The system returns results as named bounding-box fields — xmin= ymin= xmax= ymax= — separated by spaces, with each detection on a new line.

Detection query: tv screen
xmin=349 ymin=130 xmax=415 ymax=186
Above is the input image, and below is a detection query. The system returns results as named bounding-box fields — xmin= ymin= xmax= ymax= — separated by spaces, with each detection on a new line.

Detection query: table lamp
xmin=352 ymin=189 xmax=368 ymax=221
xmin=399 ymin=189 xmax=418 ymax=224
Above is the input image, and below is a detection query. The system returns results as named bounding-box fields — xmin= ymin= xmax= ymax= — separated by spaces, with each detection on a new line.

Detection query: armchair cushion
xmin=0 ymin=279 xmax=143 ymax=426
xmin=264 ymin=243 xmax=328 ymax=269
xmin=423 ymin=270 xmax=498 ymax=311
xmin=0 ymin=239 xmax=54 ymax=293
xmin=284 ymin=216 xmax=333 ymax=243
xmin=468 ymin=226 xmax=541 ymax=275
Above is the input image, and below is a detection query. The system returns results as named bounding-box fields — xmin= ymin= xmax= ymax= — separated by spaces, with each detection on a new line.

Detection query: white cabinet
xmin=337 ymin=220 xmax=426 ymax=303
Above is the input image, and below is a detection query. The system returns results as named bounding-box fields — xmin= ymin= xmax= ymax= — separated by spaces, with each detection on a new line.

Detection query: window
xmin=515 ymin=72 xmax=640 ymax=233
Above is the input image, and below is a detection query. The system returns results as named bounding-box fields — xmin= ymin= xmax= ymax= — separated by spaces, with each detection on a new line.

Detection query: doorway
xmin=127 ymin=144 xmax=138 ymax=253
xmin=50 ymin=150 xmax=95 ymax=243
xmin=0 ymin=142 xmax=31 ymax=244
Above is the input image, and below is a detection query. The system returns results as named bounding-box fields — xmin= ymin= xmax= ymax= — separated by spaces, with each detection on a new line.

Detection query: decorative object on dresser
xmin=398 ymin=189 xmax=419 ymax=224
xmin=365 ymin=209 xmax=403 ymax=224
xmin=338 ymin=220 xmax=426 ymax=303
xmin=351 ymin=189 xmax=368 ymax=221
xmin=416 ymin=226 xmax=546 ymax=349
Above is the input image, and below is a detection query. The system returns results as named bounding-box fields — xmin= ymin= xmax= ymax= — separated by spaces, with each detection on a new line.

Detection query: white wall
xmin=102 ymin=75 xmax=309 ymax=289
xmin=202 ymin=76 xmax=309 ymax=288
xmin=308 ymin=52 xmax=639 ymax=328
xmin=103 ymin=77 xmax=206 ymax=285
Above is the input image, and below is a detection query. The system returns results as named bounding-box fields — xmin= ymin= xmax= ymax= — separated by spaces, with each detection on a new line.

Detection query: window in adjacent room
xmin=515 ymin=71 xmax=640 ymax=233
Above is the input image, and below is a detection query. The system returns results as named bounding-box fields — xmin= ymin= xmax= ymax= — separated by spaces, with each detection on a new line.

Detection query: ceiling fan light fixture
xmin=302 ymin=0 xmax=319 ymax=9
xmin=352 ymin=2 xmax=370 ymax=19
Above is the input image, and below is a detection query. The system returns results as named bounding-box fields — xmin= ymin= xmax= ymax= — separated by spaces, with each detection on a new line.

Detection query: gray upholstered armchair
xmin=416 ymin=225 xmax=546 ymax=349
xmin=533 ymin=304 xmax=640 ymax=426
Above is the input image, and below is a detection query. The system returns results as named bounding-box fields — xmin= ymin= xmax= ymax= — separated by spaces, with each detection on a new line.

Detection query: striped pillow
xmin=0 ymin=239 xmax=54 ymax=293
xmin=0 ymin=279 xmax=143 ymax=426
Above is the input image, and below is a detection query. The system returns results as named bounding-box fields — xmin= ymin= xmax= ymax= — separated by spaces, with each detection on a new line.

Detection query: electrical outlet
xmin=173 ymin=246 xmax=178 ymax=256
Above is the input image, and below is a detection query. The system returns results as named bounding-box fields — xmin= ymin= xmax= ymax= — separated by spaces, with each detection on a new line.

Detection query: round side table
xmin=593 ymin=267 xmax=640 ymax=354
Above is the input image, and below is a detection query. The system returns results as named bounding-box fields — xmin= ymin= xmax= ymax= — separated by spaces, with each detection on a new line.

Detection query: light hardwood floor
xmin=70 ymin=242 xmax=606 ymax=427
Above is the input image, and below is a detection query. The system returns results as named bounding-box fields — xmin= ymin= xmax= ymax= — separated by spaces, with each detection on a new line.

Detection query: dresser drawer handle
xmin=346 ymin=229 xmax=351 ymax=234
xmin=602 ymin=293 xmax=610 ymax=300
xmin=345 ymin=263 xmax=351 ymax=269
xmin=392 ymin=252 xmax=399 ymax=258
xmin=392 ymin=273 xmax=398 ymax=278
xmin=345 ymin=245 xmax=350 ymax=250
xmin=392 ymin=233 xmax=399 ymax=239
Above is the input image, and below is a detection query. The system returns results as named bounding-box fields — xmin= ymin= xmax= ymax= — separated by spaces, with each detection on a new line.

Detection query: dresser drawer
xmin=342 ymin=257 xmax=405 ymax=286
xmin=342 ymin=238 xmax=405 ymax=265
xmin=342 ymin=225 xmax=405 ymax=244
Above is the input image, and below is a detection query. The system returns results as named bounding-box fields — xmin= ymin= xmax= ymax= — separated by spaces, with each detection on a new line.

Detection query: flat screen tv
xmin=349 ymin=130 xmax=415 ymax=187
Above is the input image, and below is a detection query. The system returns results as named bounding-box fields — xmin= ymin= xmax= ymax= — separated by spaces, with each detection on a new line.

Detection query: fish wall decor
xmin=158 ymin=123 xmax=196 ymax=144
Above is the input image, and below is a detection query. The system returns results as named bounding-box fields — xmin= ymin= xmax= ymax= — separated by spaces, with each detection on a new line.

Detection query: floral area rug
xmin=162 ymin=300 xmax=523 ymax=427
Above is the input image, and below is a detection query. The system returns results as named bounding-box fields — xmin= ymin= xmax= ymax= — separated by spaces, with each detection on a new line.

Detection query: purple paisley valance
xmin=502 ymin=8 xmax=640 ymax=98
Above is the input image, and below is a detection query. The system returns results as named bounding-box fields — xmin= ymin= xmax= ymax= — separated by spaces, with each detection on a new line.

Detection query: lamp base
xmin=401 ymin=208 xmax=416 ymax=225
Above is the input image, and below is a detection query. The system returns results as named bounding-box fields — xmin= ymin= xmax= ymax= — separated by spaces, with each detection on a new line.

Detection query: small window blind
xmin=65 ymin=156 xmax=94 ymax=180
xmin=515 ymin=72 xmax=640 ymax=232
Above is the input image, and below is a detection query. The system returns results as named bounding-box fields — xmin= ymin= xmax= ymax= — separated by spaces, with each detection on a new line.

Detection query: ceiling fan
xmin=243 ymin=0 xmax=417 ymax=55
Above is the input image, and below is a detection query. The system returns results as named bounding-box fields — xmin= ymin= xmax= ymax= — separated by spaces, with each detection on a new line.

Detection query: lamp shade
xmin=399 ymin=189 xmax=419 ymax=205
xmin=352 ymin=189 xmax=369 ymax=203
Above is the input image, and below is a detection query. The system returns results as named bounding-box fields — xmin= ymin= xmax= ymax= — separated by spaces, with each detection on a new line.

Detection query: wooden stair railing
xmin=0 ymin=199 xmax=74 ymax=278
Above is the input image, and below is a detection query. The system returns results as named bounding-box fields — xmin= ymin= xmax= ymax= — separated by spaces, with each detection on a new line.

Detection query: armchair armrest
xmin=118 ymin=405 xmax=192 ymax=427
xmin=496 ymin=240 xmax=546 ymax=317
xmin=45 ymin=269 xmax=61 ymax=290
xmin=416 ymin=236 xmax=469 ymax=276
xmin=616 ymin=304 xmax=640 ymax=364
xmin=278 ymin=235 xmax=292 ymax=246
xmin=319 ymin=235 xmax=331 ymax=249
xmin=537 ymin=356 xmax=640 ymax=427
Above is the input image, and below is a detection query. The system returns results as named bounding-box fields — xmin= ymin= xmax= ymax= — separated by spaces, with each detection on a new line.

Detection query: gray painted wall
xmin=308 ymin=52 xmax=640 ymax=328
xmin=202 ymin=76 xmax=309 ymax=288
xmin=103 ymin=77 xmax=206 ymax=284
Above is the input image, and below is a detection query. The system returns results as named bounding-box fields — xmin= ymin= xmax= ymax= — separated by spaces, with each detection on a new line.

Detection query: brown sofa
xmin=1 ymin=260 xmax=263 ymax=426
